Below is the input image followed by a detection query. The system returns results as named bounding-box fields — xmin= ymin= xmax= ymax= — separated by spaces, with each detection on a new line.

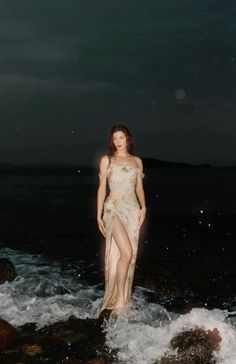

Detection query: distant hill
xmin=142 ymin=158 xmax=212 ymax=168
xmin=0 ymin=163 xmax=92 ymax=175
xmin=0 ymin=159 xmax=213 ymax=175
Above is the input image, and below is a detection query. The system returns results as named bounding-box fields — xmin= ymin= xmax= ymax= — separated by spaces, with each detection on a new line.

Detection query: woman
xmin=97 ymin=124 xmax=146 ymax=316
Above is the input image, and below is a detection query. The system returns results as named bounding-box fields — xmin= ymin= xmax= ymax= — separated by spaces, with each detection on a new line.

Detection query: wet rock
xmin=36 ymin=317 xmax=116 ymax=363
xmin=171 ymin=327 xmax=221 ymax=356
xmin=52 ymin=328 xmax=85 ymax=345
xmin=2 ymin=329 xmax=69 ymax=363
xmin=61 ymin=358 xmax=107 ymax=364
xmin=0 ymin=345 xmax=23 ymax=364
xmin=69 ymin=337 xmax=97 ymax=360
xmin=39 ymin=317 xmax=105 ymax=344
xmin=0 ymin=319 xmax=19 ymax=350
xmin=61 ymin=358 xmax=81 ymax=364
xmin=21 ymin=343 xmax=43 ymax=357
xmin=40 ymin=335 xmax=68 ymax=356
xmin=0 ymin=317 xmax=116 ymax=363
xmin=158 ymin=327 xmax=221 ymax=364
xmin=98 ymin=309 xmax=113 ymax=322
xmin=0 ymin=258 xmax=16 ymax=284
xmin=20 ymin=335 xmax=69 ymax=361
xmin=18 ymin=322 xmax=37 ymax=335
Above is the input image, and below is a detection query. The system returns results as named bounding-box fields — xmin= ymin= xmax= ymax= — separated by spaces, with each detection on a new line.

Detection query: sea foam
xmin=0 ymin=246 xmax=235 ymax=364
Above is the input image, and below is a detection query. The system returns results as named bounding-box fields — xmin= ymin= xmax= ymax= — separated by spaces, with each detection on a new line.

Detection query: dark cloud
xmin=0 ymin=0 xmax=235 ymax=166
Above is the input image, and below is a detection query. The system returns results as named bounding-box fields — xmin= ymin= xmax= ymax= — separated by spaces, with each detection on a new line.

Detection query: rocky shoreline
xmin=0 ymin=258 xmax=225 ymax=364
xmin=0 ymin=316 xmax=222 ymax=364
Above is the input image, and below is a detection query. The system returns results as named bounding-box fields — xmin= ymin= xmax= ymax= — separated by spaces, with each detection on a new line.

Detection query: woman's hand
xmin=97 ymin=217 xmax=106 ymax=237
xmin=138 ymin=207 xmax=146 ymax=227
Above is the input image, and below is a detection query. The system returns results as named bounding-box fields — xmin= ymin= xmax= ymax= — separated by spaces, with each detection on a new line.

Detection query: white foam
xmin=105 ymin=293 xmax=236 ymax=364
xmin=0 ymin=247 xmax=236 ymax=364
xmin=0 ymin=247 xmax=103 ymax=328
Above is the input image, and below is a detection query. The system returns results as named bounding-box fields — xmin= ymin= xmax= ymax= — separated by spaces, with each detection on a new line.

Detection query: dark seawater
xmin=0 ymin=166 xmax=236 ymax=363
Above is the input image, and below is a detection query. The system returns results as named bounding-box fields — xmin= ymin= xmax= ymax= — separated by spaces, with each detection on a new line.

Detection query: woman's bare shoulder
xmin=100 ymin=155 xmax=109 ymax=167
xmin=133 ymin=155 xmax=143 ymax=168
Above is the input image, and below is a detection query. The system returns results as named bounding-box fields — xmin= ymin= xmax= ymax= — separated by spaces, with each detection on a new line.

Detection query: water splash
xmin=0 ymin=246 xmax=235 ymax=363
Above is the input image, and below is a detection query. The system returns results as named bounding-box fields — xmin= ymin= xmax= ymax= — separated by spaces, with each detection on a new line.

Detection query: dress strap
xmin=137 ymin=168 xmax=145 ymax=179
xmin=98 ymin=165 xmax=111 ymax=180
xmin=98 ymin=156 xmax=111 ymax=180
xmin=131 ymin=156 xmax=145 ymax=178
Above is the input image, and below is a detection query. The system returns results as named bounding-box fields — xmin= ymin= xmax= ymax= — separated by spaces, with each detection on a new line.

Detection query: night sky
xmin=0 ymin=1 xmax=235 ymax=167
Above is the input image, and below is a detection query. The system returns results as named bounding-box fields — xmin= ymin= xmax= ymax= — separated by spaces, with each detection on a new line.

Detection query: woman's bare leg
xmin=112 ymin=215 xmax=133 ymax=308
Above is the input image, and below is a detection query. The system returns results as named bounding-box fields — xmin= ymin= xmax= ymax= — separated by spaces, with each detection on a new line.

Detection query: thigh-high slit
xmin=109 ymin=214 xmax=133 ymax=307
xmin=99 ymin=197 xmax=141 ymax=313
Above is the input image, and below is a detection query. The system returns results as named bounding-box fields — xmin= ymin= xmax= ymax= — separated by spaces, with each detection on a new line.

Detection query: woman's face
xmin=112 ymin=131 xmax=127 ymax=152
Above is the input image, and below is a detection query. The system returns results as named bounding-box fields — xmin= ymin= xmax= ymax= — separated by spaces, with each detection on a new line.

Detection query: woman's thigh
xmin=112 ymin=215 xmax=133 ymax=259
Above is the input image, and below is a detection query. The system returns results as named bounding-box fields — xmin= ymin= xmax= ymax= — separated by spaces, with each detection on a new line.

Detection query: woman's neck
xmin=114 ymin=151 xmax=130 ymax=158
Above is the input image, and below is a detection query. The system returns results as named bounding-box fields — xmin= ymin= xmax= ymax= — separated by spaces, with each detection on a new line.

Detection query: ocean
xmin=0 ymin=166 xmax=235 ymax=363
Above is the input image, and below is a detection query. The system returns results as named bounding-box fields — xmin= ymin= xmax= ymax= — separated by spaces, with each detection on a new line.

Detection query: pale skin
xmin=97 ymin=131 xmax=146 ymax=310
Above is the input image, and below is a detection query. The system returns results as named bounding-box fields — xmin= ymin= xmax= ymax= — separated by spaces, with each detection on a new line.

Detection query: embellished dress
xmin=99 ymin=161 xmax=145 ymax=312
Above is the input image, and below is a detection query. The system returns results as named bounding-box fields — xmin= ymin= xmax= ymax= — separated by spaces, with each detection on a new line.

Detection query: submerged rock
xmin=61 ymin=358 xmax=81 ymax=364
xmin=0 ymin=317 xmax=116 ymax=363
xmin=171 ymin=327 xmax=221 ymax=358
xmin=0 ymin=319 xmax=19 ymax=350
xmin=158 ymin=327 xmax=221 ymax=364
xmin=98 ymin=309 xmax=113 ymax=322
xmin=0 ymin=258 xmax=16 ymax=284
xmin=21 ymin=343 xmax=43 ymax=357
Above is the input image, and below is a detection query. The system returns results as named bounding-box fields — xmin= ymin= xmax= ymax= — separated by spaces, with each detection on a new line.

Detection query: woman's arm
xmin=97 ymin=155 xmax=109 ymax=236
xmin=135 ymin=156 xmax=146 ymax=226
xmin=135 ymin=157 xmax=146 ymax=208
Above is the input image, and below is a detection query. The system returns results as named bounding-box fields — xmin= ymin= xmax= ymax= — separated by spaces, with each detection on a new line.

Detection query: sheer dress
xmin=99 ymin=160 xmax=144 ymax=312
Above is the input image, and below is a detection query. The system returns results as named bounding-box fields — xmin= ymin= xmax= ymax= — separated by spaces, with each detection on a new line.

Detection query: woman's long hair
xmin=108 ymin=124 xmax=134 ymax=162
